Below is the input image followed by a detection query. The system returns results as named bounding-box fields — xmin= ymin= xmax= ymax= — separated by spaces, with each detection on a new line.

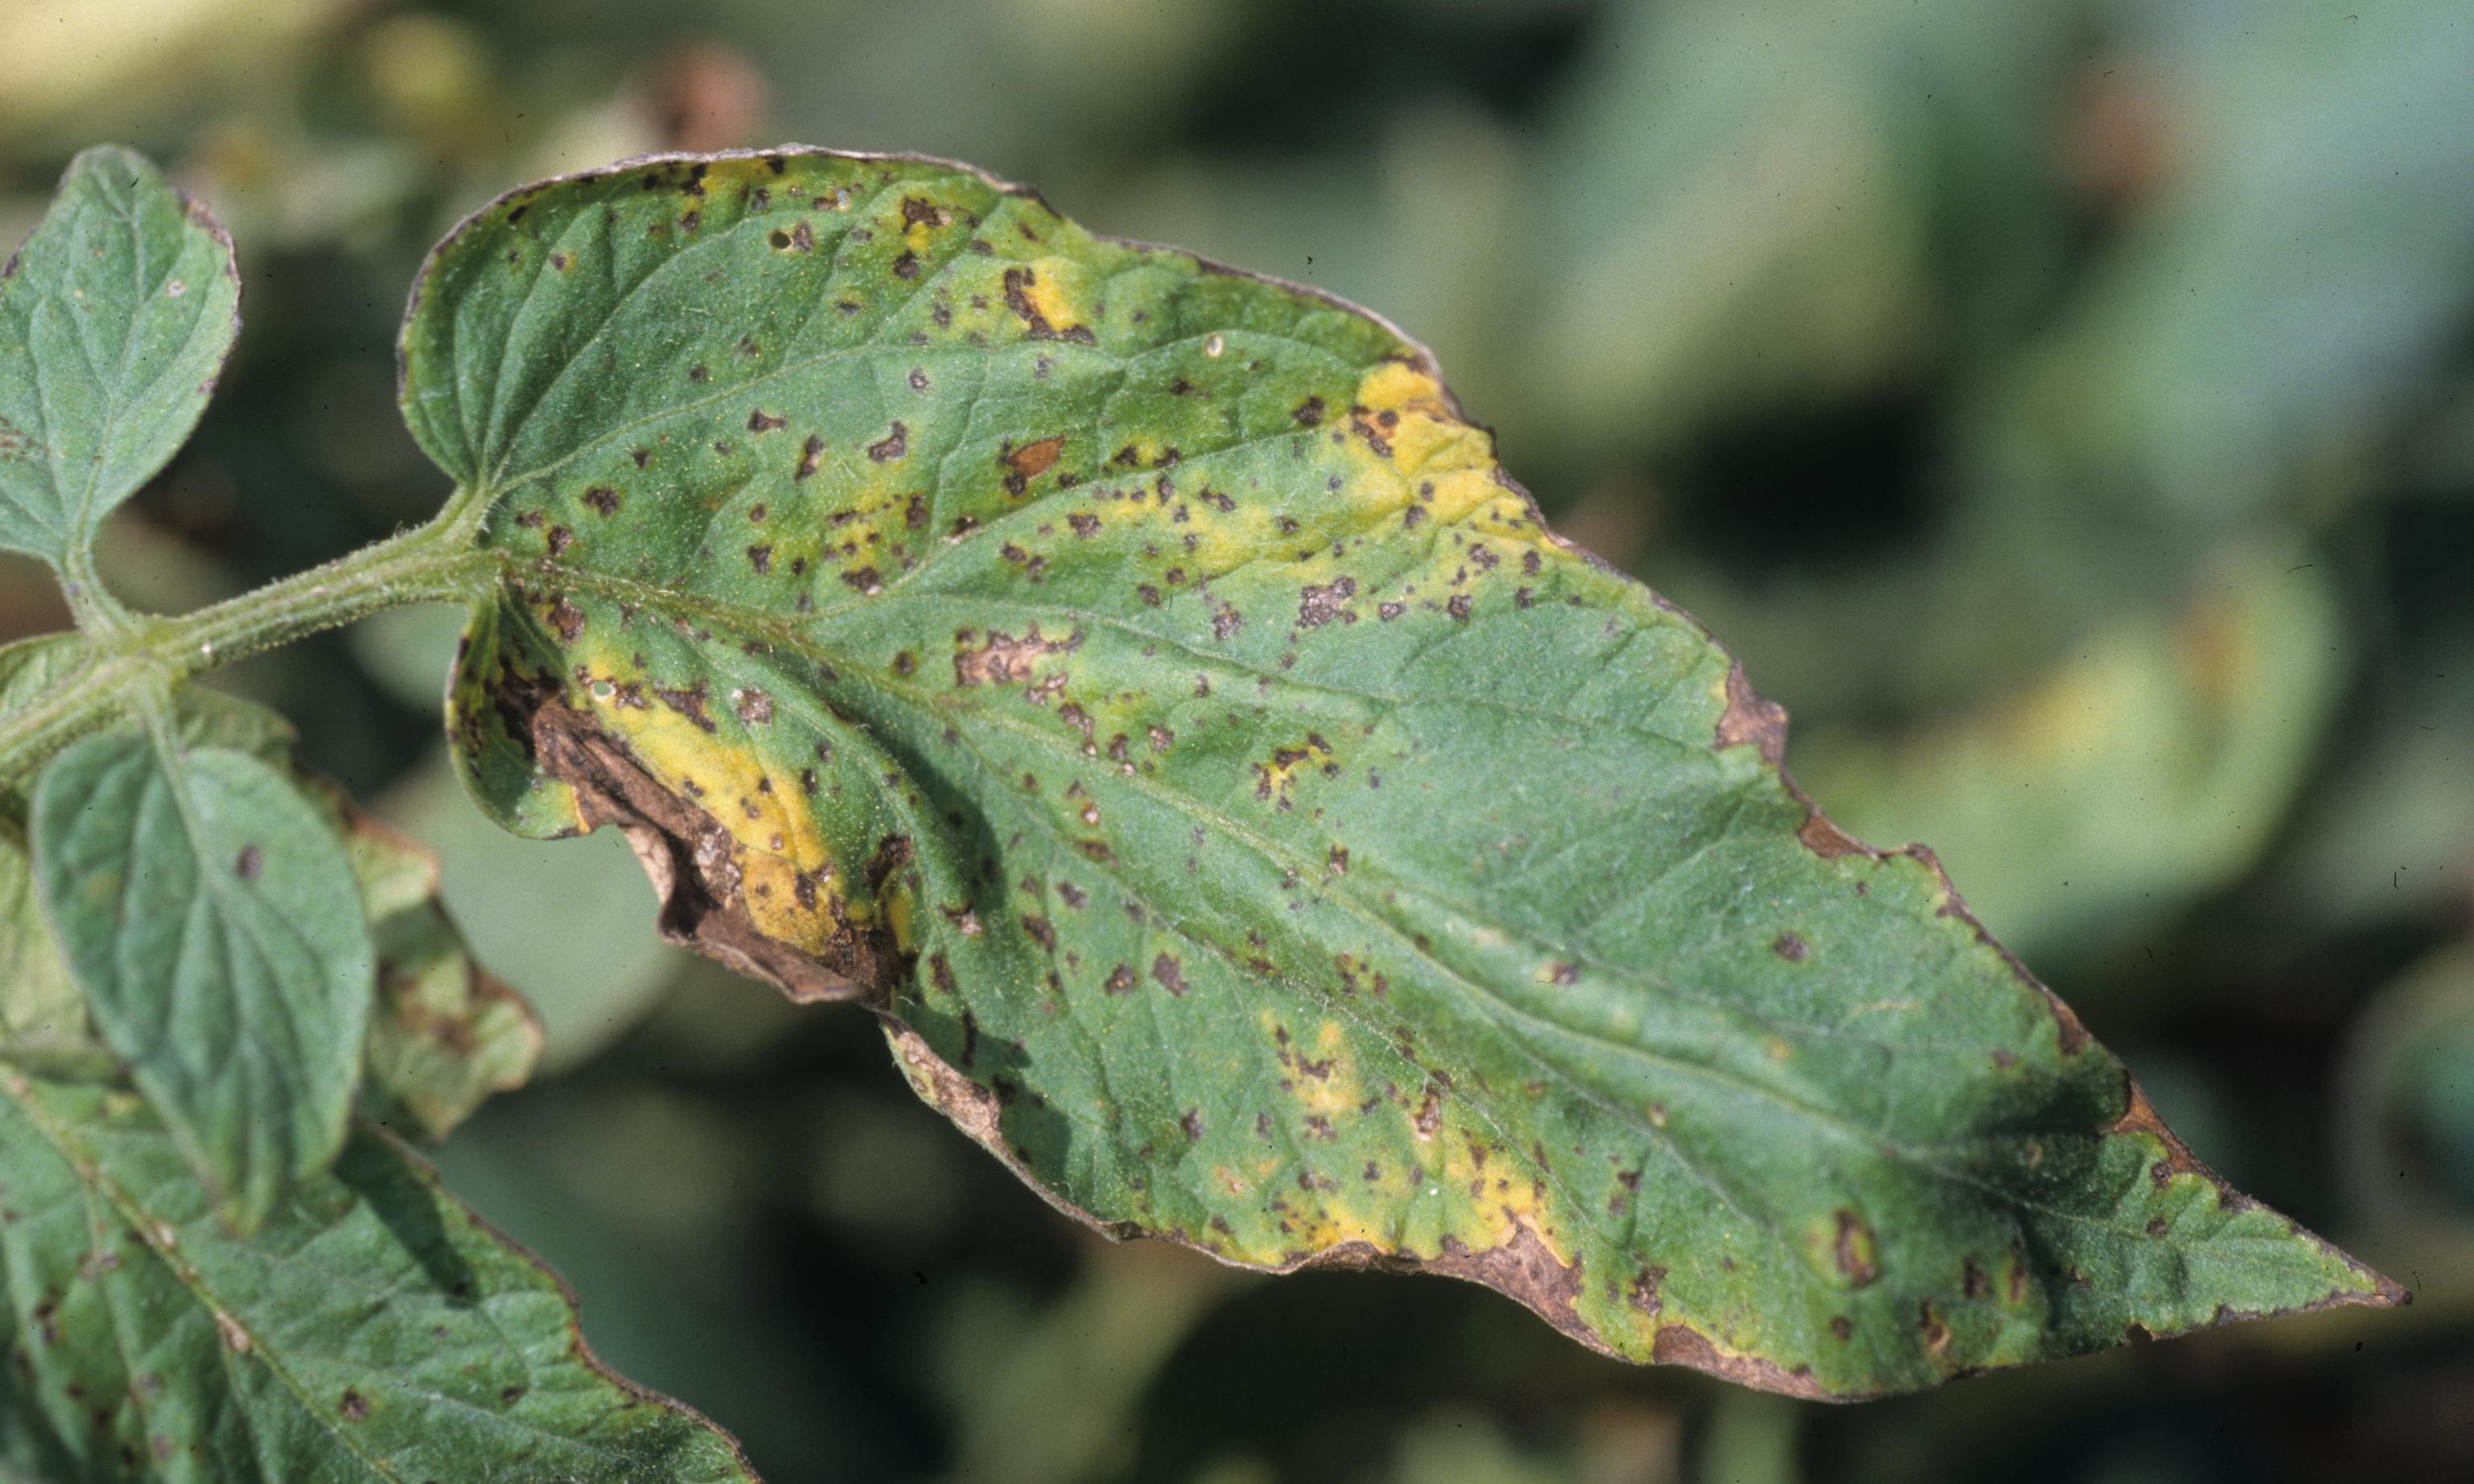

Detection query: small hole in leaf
xmin=769 ymin=228 xmax=792 ymax=250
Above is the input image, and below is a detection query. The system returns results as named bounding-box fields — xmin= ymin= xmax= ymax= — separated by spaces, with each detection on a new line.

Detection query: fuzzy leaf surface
xmin=0 ymin=146 xmax=239 ymax=577
xmin=30 ymin=730 xmax=369 ymax=1230
xmin=401 ymin=148 xmax=2397 ymax=1396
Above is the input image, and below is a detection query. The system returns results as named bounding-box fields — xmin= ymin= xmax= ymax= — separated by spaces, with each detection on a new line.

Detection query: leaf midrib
xmin=0 ymin=1084 xmax=718 ymax=1478
xmin=0 ymin=1080 xmax=415 ymax=1484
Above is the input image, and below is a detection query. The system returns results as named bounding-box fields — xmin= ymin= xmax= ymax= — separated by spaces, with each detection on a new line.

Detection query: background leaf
xmin=1797 ymin=549 xmax=2345 ymax=971
xmin=0 ymin=146 xmax=240 ymax=586
xmin=0 ymin=833 xmax=84 ymax=1061
xmin=0 ymin=1070 xmax=756 ymax=1482
xmin=402 ymin=149 xmax=2394 ymax=1398
xmin=324 ymin=780 xmax=541 ymax=1140
xmin=29 ymin=727 xmax=371 ymax=1229
xmin=370 ymin=750 xmax=690 ymax=1072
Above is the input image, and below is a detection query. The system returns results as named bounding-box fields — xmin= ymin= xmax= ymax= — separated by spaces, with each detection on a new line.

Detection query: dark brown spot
xmin=1002 ymin=266 xmax=1062 ymax=339
xmin=1151 ymin=954 xmax=1188 ymax=996
xmin=868 ymin=421 xmax=909 ymax=462
xmin=1297 ymin=576 xmax=1356 ymax=628
xmin=653 ymin=681 xmax=716 ymax=732
xmin=234 ymin=845 xmax=261 ymax=882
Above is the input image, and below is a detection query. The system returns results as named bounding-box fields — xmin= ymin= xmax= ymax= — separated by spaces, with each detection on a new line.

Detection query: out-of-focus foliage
xmin=1 ymin=0 xmax=2466 ymax=1478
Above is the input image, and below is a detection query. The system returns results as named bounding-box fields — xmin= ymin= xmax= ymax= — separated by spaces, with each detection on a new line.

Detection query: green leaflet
xmin=0 ymin=146 xmax=240 ymax=587
xmin=2 ymin=640 xmax=260 ymax=1067
xmin=0 ymin=835 xmax=84 ymax=1063
xmin=0 ymin=1071 xmax=755 ymax=1483
xmin=29 ymin=728 xmax=371 ymax=1231
xmin=4 ymin=639 xmax=534 ymax=1137
xmin=0 ymin=639 xmax=89 ymax=1054
xmin=398 ymin=147 xmax=2398 ymax=1398
xmin=6 ymin=612 xmax=536 ymax=1151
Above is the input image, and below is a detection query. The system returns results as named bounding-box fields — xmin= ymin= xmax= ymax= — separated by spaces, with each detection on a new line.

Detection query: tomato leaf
xmin=0 ymin=1071 xmax=755 ymax=1481
xmin=5 ymin=642 xmax=535 ymax=1145
xmin=29 ymin=728 xmax=370 ymax=1230
xmin=324 ymin=783 xmax=541 ymax=1140
xmin=0 ymin=146 xmax=240 ymax=584
xmin=401 ymin=148 xmax=2399 ymax=1396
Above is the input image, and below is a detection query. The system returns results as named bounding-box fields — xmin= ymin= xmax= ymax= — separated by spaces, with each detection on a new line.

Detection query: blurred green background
xmin=4 ymin=0 xmax=2471 ymax=1478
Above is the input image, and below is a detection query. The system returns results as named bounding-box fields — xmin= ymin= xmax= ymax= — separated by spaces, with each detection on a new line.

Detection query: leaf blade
xmin=0 ymin=146 xmax=241 ymax=578
xmin=0 ymin=1071 xmax=756 ymax=1482
xmin=404 ymin=148 xmax=2398 ymax=1396
xmin=30 ymin=730 xmax=372 ymax=1229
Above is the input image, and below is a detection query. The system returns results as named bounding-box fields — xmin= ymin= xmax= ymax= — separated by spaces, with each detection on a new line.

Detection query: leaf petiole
xmin=0 ymin=486 xmax=501 ymax=791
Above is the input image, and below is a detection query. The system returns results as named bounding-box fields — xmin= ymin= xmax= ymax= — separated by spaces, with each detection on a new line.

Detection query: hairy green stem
xmin=0 ymin=487 xmax=501 ymax=787
xmin=58 ymin=544 xmax=133 ymax=638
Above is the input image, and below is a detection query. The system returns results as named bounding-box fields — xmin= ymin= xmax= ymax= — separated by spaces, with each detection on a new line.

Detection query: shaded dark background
xmin=3 ymin=1 xmax=2470 ymax=1479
